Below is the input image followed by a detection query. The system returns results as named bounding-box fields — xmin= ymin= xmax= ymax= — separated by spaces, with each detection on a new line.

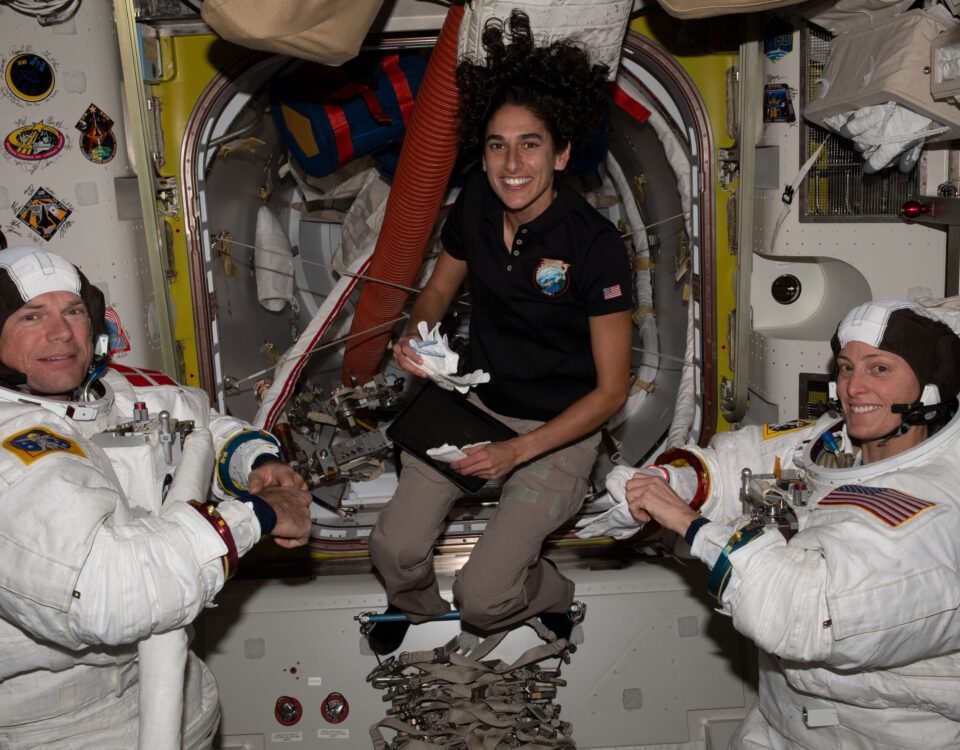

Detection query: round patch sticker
xmin=533 ymin=258 xmax=570 ymax=297
xmin=4 ymin=121 xmax=65 ymax=161
xmin=5 ymin=53 xmax=55 ymax=103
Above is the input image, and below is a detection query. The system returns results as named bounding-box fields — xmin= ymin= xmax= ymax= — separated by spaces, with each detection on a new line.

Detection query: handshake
xmin=408 ymin=321 xmax=491 ymax=394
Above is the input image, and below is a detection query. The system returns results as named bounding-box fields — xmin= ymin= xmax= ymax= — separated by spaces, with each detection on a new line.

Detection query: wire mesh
xmin=799 ymin=25 xmax=918 ymax=221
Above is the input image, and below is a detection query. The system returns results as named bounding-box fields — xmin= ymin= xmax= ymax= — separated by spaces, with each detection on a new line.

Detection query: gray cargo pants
xmin=369 ymin=403 xmax=600 ymax=632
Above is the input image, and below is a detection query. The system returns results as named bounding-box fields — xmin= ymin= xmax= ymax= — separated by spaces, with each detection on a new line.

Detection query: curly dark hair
xmin=455 ymin=10 xmax=610 ymax=163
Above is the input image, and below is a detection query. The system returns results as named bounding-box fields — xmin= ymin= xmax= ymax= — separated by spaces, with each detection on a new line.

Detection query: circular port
xmin=771 ymin=274 xmax=801 ymax=305
xmin=275 ymin=695 xmax=303 ymax=726
xmin=321 ymin=692 xmax=349 ymax=724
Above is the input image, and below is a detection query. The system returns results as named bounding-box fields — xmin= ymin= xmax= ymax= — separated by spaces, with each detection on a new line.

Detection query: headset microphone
xmin=891 ymin=398 xmax=959 ymax=426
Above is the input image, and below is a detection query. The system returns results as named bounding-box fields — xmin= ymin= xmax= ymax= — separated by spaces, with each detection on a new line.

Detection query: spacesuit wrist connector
xmin=654 ymin=448 xmax=709 ymax=510
xmin=189 ymin=500 xmax=239 ymax=580
xmin=706 ymin=520 xmax=764 ymax=605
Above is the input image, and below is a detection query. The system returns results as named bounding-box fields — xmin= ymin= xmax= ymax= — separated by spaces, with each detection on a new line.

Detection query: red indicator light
xmin=901 ymin=200 xmax=930 ymax=219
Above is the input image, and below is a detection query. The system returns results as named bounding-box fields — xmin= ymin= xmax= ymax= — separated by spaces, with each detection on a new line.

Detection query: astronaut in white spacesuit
xmin=0 ymin=246 xmax=312 ymax=748
xmin=583 ymin=298 xmax=960 ymax=748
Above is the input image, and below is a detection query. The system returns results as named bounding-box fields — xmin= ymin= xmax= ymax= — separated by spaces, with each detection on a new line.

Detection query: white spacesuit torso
xmin=679 ymin=411 xmax=960 ymax=749
xmin=0 ymin=365 xmax=280 ymax=747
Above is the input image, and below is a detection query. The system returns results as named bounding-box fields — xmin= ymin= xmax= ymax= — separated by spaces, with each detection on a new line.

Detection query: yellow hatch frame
xmin=115 ymin=4 xmax=738 ymax=437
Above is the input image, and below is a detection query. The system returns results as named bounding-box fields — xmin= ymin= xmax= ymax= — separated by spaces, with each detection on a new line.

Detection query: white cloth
xmin=823 ymin=101 xmax=947 ymax=174
xmin=254 ymin=204 xmax=295 ymax=311
xmin=0 ymin=367 xmax=279 ymax=744
xmin=425 ymin=441 xmax=490 ymax=463
xmin=411 ymin=321 xmax=490 ymax=394
xmin=658 ymin=411 xmax=960 ymax=748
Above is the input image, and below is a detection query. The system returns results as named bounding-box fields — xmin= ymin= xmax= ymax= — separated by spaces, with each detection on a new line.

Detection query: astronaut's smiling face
xmin=836 ymin=340 xmax=926 ymax=461
xmin=0 ymin=291 xmax=94 ymax=400
xmin=482 ymin=103 xmax=570 ymax=227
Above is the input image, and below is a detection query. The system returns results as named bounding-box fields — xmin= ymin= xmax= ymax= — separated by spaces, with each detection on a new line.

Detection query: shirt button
xmin=513 ymin=250 xmax=519 ymax=256
xmin=516 ymin=239 xmax=523 ymax=245
xmin=506 ymin=264 xmax=512 ymax=271
xmin=520 ymin=228 xmax=528 ymax=234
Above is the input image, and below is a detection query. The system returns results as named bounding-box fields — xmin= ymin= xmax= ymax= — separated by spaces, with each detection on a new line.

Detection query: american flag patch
xmin=109 ymin=363 xmax=178 ymax=388
xmin=602 ymin=284 xmax=622 ymax=301
xmin=817 ymin=485 xmax=936 ymax=527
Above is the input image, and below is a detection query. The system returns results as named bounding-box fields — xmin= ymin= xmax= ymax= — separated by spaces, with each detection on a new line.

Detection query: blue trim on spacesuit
xmin=216 ymin=430 xmax=281 ymax=497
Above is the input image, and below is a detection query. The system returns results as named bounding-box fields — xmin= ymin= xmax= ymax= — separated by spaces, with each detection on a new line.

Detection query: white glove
xmin=411 ymin=321 xmax=459 ymax=375
xmin=426 ymin=441 xmax=490 ymax=462
xmin=411 ymin=321 xmax=491 ymax=394
xmin=574 ymin=463 xmax=702 ymax=540
xmin=575 ymin=466 xmax=654 ymax=540
xmin=823 ymin=102 xmax=946 ymax=174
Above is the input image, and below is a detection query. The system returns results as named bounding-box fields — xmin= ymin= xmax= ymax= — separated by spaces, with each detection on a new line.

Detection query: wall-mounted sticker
xmin=764 ymin=84 xmax=796 ymax=123
xmin=105 ymin=306 xmax=131 ymax=357
xmin=75 ymin=103 xmax=115 ymax=164
xmin=5 ymin=52 xmax=55 ymax=103
xmin=14 ymin=186 xmax=72 ymax=242
xmin=4 ymin=120 xmax=65 ymax=163
xmin=763 ymin=17 xmax=793 ymax=63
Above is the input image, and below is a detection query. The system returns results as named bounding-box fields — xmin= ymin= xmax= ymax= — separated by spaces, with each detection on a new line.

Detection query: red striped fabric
xmin=110 ymin=363 xmax=177 ymax=388
xmin=323 ymin=103 xmax=354 ymax=167
xmin=381 ymin=54 xmax=415 ymax=127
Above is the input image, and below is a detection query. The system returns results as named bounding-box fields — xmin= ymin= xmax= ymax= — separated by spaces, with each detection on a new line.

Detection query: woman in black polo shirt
xmin=368 ymin=10 xmax=633 ymax=654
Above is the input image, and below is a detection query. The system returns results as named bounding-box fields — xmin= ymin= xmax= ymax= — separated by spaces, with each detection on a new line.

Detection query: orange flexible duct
xmin=341 ymin=2 xmax=464 ymax=385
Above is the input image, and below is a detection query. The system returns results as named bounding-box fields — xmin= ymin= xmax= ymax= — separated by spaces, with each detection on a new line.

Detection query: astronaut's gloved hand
xmin=411 ymin=321 xmax=490 ymax=393
xmin=575 ymin=465 xmax=661 ymax=540
xmin=823 ymin=101 xmax=945 ymax=174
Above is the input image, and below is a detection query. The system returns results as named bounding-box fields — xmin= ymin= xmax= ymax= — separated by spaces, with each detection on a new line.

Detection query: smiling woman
xmin=366 ymin=9 xmax=634 ymax=653
xmin=610 ymin=298 xmax=960 ymax=748
xmin=831 ymin=299 xmax=960 ymax=463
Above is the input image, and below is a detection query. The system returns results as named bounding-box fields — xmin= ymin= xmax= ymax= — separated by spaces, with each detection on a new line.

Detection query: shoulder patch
xmin=762 ymin=419 xmax=813 ymax=439
xmin=109 ymin=363 xmax=177 ymax=387
xmin=3 ymin=427 xmax=85 ymax=465
xmin=817 ymin=485 xmax=936 ymax=527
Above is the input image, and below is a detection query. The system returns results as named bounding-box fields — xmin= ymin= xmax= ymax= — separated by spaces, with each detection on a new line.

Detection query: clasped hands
xmin=248 ymin=460 xmax=313 ymax=548
xmin=575 ymin=465 xmax=699 ymax=540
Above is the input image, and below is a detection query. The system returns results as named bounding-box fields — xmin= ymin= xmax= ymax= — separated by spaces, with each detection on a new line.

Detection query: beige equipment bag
xmin=804 ymin=9 xmax=960 ymax=143
xmin=201 ymin=0 xmax=385 ymax=66
xmin=458 ymin=0 xmax=633 ymax=80
xmin=655 ymin=0 xmax=807 ymax=19
xmin=656 ymin=0 xmax=910 ymax=23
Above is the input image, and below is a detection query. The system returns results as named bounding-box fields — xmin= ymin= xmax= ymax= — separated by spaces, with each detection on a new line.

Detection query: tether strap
xmin=368 ymin=620 xmax=577 ymax=749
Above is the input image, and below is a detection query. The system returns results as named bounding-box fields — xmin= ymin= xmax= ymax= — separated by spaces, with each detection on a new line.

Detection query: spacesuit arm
xmin=65 ymin=500 xmax=250 ymax=648
xmin=693 ymin=507 xmax=960 ymax=670
xmin=692 ymin=525 xmax=835 ymax=661
xmin=208 ymin=411 xmax=282 ymax=499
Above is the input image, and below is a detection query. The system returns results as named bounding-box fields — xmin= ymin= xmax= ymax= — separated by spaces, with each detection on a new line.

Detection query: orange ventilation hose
xmin=341 ymin=2 xmax=464 ymax=385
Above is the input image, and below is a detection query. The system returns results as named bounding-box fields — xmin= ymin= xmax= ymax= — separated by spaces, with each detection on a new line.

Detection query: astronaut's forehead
xmin=18 ymin=290 xmax=85 ymax=310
